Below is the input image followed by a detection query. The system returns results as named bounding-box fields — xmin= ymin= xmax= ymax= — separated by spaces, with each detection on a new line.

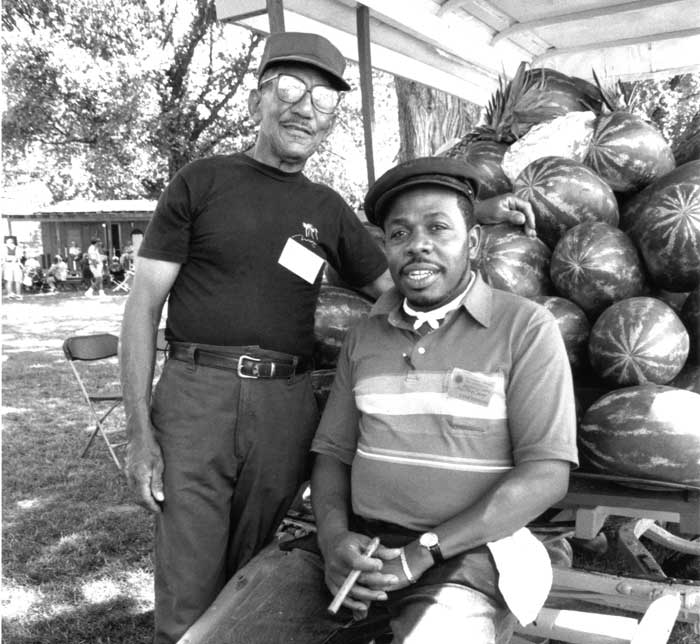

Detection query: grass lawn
xmin=2 ymin=291 xmax=698 ymax=643
xmin=2 ymin=292 xmax=155 ymax=644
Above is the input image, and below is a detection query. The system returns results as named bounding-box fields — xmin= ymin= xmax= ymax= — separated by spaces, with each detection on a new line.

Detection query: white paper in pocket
xmin=278 ymin=237 xmax=325 ymax=284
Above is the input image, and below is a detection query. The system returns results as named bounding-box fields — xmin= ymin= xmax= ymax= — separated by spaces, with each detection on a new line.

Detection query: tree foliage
xmin=2 ymin=0 xmax=263 ymax=200
xmin=1 ymin=0 xmax=399 ymax=208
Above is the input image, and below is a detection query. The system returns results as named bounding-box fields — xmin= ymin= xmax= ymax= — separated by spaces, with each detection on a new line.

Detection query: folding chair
xmin=62 ymin=333 xmax=125 ymax=470
xmin=112 ymin=268 xmax=135 ymax=293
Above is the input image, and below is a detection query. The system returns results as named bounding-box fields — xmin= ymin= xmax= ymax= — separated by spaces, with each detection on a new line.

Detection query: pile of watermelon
xmin=449 ymin=64 xmax=700 ymax=487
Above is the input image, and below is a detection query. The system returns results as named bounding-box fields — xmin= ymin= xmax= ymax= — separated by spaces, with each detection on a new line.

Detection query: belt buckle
xmin=237 ymin=354 xmax=262 ymax=378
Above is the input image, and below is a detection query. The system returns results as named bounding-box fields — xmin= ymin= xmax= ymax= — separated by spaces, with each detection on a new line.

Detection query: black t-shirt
xmin=140 ymin=153 xmax=387 ymax=357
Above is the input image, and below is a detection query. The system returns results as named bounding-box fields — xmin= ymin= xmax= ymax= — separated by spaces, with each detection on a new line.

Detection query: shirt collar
xmin=371 ymin=271 xmax=493 ymax=328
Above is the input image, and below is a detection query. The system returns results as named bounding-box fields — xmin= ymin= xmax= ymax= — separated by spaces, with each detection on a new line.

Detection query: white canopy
xmin=216 ymin=0 xmax=700 ymax=105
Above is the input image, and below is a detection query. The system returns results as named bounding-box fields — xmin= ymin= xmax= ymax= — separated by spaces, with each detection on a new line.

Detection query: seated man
xmin=178 ymin=158 xmax=578 ymax=644
xmin=46 ymin=255 xmax=68 ymax=292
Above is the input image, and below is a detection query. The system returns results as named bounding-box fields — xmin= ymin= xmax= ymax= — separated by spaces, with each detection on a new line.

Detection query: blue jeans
xmin=151 ymin=346 xmax=319 ymax=644
xmin=178 ymin=542 xmax=517 ymax=644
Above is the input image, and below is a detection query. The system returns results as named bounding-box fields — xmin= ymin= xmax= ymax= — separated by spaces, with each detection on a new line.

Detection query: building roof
xmin=36 ymin=199 xmax=157 ymax=215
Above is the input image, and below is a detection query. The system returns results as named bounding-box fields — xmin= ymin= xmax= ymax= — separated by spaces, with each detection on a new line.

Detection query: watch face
xmin=420 ymin=532 xmax=439 ymax=548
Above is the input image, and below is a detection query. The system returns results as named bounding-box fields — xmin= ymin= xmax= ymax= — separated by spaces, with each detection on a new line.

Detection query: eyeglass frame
xmin=258 ymin=72 xmax=342 ymax=114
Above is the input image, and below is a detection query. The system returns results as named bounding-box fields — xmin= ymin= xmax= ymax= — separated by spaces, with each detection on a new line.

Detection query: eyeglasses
xmin=259 ymin=73 xmax=341 ymax=114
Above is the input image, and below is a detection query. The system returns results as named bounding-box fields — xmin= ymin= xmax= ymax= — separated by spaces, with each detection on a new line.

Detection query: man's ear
xmin=468 ymin=224 xmax=482 ymax=261
xmin=248 ymin=89 xmax=262 ymax=124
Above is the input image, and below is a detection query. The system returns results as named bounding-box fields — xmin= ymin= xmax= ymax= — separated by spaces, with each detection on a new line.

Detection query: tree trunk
xmin=395 ymin=76 xmax=481 ymax=162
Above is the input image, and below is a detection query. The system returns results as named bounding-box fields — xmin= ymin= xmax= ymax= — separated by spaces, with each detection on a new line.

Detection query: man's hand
xmin=475 ymin=194 xmax=537 ymax=238
xmin=125 ymin=430 xmax=165 ymax=513
xmin=322 ymin=531 xmax=401 ymax=614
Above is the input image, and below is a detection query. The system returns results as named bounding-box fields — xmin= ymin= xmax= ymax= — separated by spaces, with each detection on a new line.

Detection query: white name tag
xmin=278 ymin=237 xmax=325 ymax=284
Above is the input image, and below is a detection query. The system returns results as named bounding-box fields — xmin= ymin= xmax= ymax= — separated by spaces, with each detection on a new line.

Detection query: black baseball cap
xmin=364 ymin=157 xmax=480 ymax=227
xmin=258 ymin=32 xmax=351 ymax=91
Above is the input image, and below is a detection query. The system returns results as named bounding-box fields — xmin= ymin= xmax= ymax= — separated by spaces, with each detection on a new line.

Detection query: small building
xmin=3 ymin=199 xmax=156 ymax=268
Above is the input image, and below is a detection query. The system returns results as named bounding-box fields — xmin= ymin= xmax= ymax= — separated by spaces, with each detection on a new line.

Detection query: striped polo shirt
xmin=312 ymin=273 xmax=578 ymax=532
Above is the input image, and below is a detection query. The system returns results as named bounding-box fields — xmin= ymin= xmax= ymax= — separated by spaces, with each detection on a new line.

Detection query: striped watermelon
xmin=674 ymin=112 xmax=700 ymax=166
xmin=513 ymin=156 xmax=619 ymax=249
xmin=313 ymin=286 xmax=373 ymax=369
xmin=584 ymin=111 xmax=675 ymax=193
xmin=588 ymin=297 xmax=689 ymax=386
xmin=550 ymin=222 xmax=646 ymax=319
xmin=476 ymin=223 xmax=552 ymax=297
xmin=579 ymin=385 xmax=700 ymax=486
xmin=623 ymin=161 xmax=700 ymax=292
xmin=452 ymin=140 xmax=511 ymax=199
xmin=531 ymin=295 xmax=590 ymax=372
xmin=680 ymin=286 xmax=700 ymax=364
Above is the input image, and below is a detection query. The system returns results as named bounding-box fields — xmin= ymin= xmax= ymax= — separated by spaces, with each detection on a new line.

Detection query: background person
xmin=46 ymin=255 xmax=68 ymax=293
xmin=187 ymin=157 xmax=577 ymax=644
xmin=2 ymin=235 xmax=24 ymax=300
xmin=85 ymin=237 xmax=105 ymax=297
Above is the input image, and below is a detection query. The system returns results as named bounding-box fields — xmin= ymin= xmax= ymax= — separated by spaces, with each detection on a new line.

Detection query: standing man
xmin=85 ymin=237 xmax=105 ymax=297
xmin=177 ymin=158 xmax=577 ymax=644
xmin=2 ymin=236 xmax=24 ymax=300
xmin=120 ymin=32 xmax=389 ymax=644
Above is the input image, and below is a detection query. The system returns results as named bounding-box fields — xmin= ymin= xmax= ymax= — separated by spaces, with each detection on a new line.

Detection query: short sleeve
xmin=329 ymin=205 xmax=387 ymax=288
xmin=507 ymin=310 xmax=579 ymax=467
xmin=311 ymin=328 xmax=361 ymax=464
xmin=139 ymin=170 xmax=194 ymax=264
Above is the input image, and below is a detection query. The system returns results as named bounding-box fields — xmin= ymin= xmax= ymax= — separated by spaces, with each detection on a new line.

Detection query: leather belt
xmin=168 ymin=345 xmax=309 ymax=378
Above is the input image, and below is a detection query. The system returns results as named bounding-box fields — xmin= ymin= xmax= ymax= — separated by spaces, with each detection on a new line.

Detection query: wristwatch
xmin=419 ymin=531 xmax=444 ymax=564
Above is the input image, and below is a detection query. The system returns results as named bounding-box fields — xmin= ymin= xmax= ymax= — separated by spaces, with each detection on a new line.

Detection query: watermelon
xmin=588 ymin=297 xmax=689 ymax=386
xmin=670 ymin=363 xmax=700 ymax=394
xmin=476 ymin=223 xmax=552 ymax=297
xmin=620 ymin=159 xmax=700 ymax=229
xmin=502 ymin=111 xmax=596 ymax=184
xmin=584 ymin=111 xmax=675 ymax=193
xmin=623 ymin=161 xmax=700 ymax=292
xmin=513 ymin=156 xmax=619 ymax=249
xmin=313 ymin=286 xmax=373 ymax=369
xmin=680 ymin=286 xmax=700 ymax=364
xmin=647 ymin=288 xmax=689 ymax=314
xmin=674 ymin=112 xmax=700 ymax=166
xmin=509 ymin=66 xmax=602 ymax=138
xmin=531 ymin=295 xmax=590 ymax=372
xmin=452 ymin=139 xmax=511 ymax=199
xmin=578 ymin=385 xmax=700 ymax=486
xmin=550 ymin=222 xmax=646 ymax=319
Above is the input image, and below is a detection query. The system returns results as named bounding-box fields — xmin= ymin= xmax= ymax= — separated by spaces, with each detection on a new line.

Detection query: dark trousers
xmin=150 ymin=348 xmax=319 ymax=644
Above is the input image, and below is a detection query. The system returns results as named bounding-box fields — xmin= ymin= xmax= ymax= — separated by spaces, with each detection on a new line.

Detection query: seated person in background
xmin=46 ymin=255 xmax=68 ymax=292
xmin=22 ymin=255 xmax=43 ymax=292
xmin=182 ymin=157 xmax=578 ymax=644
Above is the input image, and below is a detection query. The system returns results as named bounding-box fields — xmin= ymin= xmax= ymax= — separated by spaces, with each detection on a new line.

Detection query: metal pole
xmin=356 ymin=4 xmax=375 ymax=187
xmin=266 ymin=0 xmax=285 ymax=33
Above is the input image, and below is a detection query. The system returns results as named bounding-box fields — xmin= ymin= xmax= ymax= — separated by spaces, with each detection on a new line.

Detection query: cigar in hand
xmin=327 ymin=537 xmax=381 ymax=615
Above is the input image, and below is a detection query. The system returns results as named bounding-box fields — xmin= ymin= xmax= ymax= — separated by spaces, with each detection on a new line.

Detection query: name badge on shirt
xmin=278 ymin=237 xmax=325 ymax=284
xmin=447 ymin=368 xmax=496 ymax=407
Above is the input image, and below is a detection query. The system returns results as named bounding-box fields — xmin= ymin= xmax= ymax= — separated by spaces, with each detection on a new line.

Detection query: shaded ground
xmin=2 ymin=291 xmax=155 ymax=644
